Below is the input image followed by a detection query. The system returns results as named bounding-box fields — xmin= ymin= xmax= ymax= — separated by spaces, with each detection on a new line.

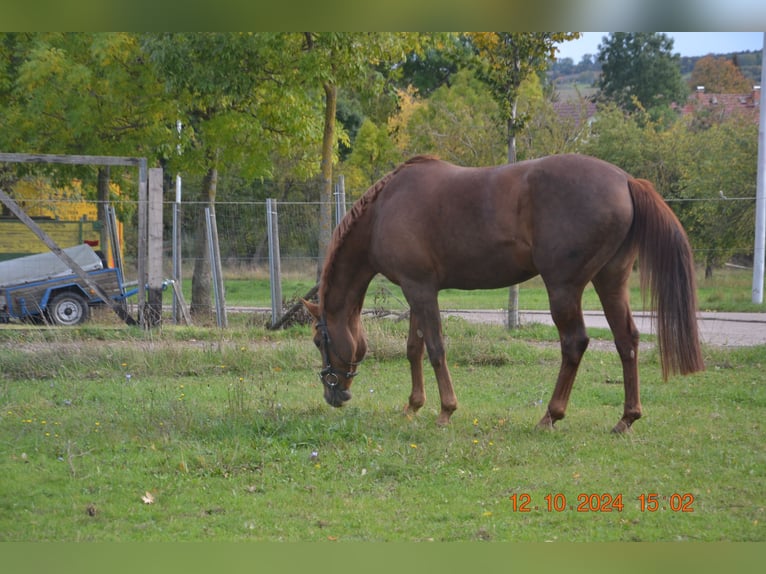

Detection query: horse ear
xmin=302 ymin=299 xmax=320 ymax=320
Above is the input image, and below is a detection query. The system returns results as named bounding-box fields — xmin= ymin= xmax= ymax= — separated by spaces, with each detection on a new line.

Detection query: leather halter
xmin=316 ymin=318 xmax=361 ymax=388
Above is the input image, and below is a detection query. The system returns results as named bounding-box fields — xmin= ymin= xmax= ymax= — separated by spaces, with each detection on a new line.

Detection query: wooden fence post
xmin=144 ymin=167 xmax=164 ymax=327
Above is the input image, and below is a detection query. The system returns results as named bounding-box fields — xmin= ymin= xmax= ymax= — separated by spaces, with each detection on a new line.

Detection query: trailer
xmin=0 ymin=244 xmax=137 ymax=326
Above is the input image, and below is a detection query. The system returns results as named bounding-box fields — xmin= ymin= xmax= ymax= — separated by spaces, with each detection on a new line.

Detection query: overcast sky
xmin=555 ymin=32 xmax=765 ymax=61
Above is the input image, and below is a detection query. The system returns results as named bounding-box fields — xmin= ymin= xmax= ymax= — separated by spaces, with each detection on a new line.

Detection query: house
xmin=553 ymin=85 xmax=761 ymax=127
xmin=678 ymin=85 xmax=761 ymax=122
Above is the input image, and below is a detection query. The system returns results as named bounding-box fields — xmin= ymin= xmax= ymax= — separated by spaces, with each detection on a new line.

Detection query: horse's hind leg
xmin=592 ymin=266 xmax=642 ymax=433
xmin=538 ymin=286 xmax=589 ymax=429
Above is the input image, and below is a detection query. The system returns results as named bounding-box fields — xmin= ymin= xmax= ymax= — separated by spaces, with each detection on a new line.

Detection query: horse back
xmin=367 ymin=155 xmax=635 ymax=289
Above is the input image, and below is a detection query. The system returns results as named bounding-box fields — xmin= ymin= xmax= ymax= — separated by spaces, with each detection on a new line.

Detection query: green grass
xmin=193 ymin=266 xmax=765 ymax=314
xmin=0 ymin=319 xmax=763 ymax=541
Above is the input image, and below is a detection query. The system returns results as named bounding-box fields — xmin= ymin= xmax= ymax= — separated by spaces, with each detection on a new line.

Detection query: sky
xmin=555 ymin=32 xmax=765 ymax=62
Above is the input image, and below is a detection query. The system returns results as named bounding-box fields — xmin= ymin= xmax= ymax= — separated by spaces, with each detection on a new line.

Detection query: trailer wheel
xmin=48 ymin=292 xmax=89 ymax=326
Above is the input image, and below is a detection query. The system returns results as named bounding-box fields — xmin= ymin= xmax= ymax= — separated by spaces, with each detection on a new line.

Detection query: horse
xmin=303 ymin=154 xmax=704 ymax=433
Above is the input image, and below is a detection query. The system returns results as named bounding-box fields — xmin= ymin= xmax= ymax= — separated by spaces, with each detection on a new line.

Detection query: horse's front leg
xmin=415 ymin=304 xmax=458 ymax=426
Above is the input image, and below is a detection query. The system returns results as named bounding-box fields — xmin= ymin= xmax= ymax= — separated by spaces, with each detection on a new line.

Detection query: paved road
xmin=442 ymin=309 xmax=766 ymax=347
xmin=234 ymin=305 xmax=766 ymax=347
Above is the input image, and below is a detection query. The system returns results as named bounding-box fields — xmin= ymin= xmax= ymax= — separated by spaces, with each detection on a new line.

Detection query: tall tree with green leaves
xmin=0 ymin=32 xmax=171 ymax=248
xmin=597 ymin=33 xmax=688 ymax=115
xmin=468 ymin=32 xmax=580 ymax=328
xmin=469 ymin=32 xmax=580 ymax=164
xmin=584 ymin=103 xmax=758 ymax=278
xmin=144 ymin=32 xmax=321 ymax=318
xmin=299 ymin=32 xmax=427 ymax=281
xmin=678 ymin=114 xmax=758 ymax=277
xmin=398 ymin=69 xmax=505 ymax=166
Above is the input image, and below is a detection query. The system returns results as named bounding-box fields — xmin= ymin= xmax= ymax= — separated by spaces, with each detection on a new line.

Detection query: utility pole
xmin=753 ymin=32 xmax=766 ymax=304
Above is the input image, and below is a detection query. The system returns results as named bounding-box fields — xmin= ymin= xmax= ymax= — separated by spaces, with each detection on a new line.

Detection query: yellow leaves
xmin=141 ymin=491 xmax=155 ymax=504
xmin=468 ymin=32 xmax=500 ymax=53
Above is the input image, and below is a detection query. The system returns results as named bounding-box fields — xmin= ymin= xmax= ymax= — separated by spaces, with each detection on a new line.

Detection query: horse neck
xmin=320 ymin=252 xmax=375 ymax=328
xmin=320 ymin=266 xmax=375 ymax=324
xmin=318 ymin=256 xmax=373 ymax=366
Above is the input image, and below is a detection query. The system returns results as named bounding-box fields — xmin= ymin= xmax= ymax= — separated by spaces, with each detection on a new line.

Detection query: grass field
xmin=203 ymin=266 xmax=766 ymax=315
xmin=1 ymin=312 xmax=764 ymax=542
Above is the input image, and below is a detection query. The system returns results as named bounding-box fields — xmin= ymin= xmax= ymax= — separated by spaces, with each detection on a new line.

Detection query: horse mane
xmin=319 ymin=155 xmax=439 ymax=303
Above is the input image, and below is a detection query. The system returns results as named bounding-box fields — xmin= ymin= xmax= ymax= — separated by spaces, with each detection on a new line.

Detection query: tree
xmin=517 ymin=87 xmax=593 ymax=159
xmin=341 ymin=117 xmax=400 ymax=192
xmin=393 ymin=34 xmax=473 ymax=98
xmin=299 ymin=32 xmax=426 ymax=280
xmin=678 ymin=115 xmax=758 ymax=277
xmin=0 ymin=32 xmax=171 ymax=249
xmin=469 ymin=32 xmax=580 ymax=164
xmin=144 ymin=33 xmax=322 ymax=318
xmin=398 ymin=69 xmax=505 ymax=166
xmin=584 ymin=104 xmax=758 ymax=279
xmin=688 ymin=55 xmax=753 ymax=93
xmin=468 ymin=32 xmax=580 ymax=328
xmin=597 ymin=33 xmax=688 ymax=115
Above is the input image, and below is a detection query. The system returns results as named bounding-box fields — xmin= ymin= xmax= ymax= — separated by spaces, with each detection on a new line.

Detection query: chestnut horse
xmin=304 ymin=154 xmax=704 ymax=432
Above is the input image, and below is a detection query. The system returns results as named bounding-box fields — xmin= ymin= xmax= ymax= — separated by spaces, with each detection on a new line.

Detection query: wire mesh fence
xmin=2 ymin=188 xmax=762 ymax=327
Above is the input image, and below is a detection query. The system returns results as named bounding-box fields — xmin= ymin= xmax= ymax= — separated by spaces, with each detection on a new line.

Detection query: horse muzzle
xmin=324 ymin=385 xmax=352 ymax=407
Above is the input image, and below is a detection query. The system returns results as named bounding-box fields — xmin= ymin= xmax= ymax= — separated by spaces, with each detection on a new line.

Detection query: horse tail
xmin=627 ymin=178 xmax=705 ymax=379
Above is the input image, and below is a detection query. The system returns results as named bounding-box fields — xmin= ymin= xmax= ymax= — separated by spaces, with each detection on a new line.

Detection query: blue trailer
xmin=0 ymin=244 xmax=138 ymax=326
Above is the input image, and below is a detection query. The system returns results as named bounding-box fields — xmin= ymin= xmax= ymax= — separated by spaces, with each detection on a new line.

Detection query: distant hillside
xmin=549 ymin=50 xmax=762 ymax=100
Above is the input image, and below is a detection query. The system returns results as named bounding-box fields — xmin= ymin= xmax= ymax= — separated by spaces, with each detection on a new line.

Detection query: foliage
xmin=0 ymin=32 xmax=171 ymax=189
xmin=298 ymin=32 xmax=426 ymax=274
xmin=142 ymin=33 xmax=326 ymax=315
xmin=597 ymin=33 xmax=688 ymax=116
xmin=340 ymin=117 xmax=400 ymax=193
xmin=516 ymin=82 xmax=592 ymax=160
xmin=468 ymin=32 xmax=581 ymax=162
xmin=688 ymin=55 xmax=754 ymax=93
xmin=678 ymin=114 xmax=759 ymax=272
xmin=143 ymin=32 xmax=321 ymax=182
xmin=393 ymin=34 xmax=473 ymax=98
xmin=396 ymin=69 xmax=505 ymax=166
xmin=582 ymin=102 xmax=759 ymax=274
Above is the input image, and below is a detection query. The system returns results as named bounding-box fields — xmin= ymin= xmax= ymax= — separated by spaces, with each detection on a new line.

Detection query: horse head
xmin=303 ymin=299 xmax=367 ymax=408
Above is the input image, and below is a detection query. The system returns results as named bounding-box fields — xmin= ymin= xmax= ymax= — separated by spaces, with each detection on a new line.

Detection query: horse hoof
xmin=611 ymin=420 xmax=632 ymax=434
xmin=403 ymin=404 xmax=418 ymax=419
xmin=536 ymin=414 xmax=555 ymax=430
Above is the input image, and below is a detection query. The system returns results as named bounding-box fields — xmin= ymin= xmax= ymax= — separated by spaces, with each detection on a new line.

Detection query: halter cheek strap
xmin=316 ymin=319 xmax=361 ymax=388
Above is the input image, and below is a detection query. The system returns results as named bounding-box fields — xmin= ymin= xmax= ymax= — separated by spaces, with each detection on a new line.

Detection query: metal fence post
xmin=267 ymin=198 xmax=283 ymax=328
xmin=334 ymin=174 xmax=346 ymax=228
xmin=172 ymin=175 xmax=182 ymax=323
xmin=205 ymin=206 xmax=227 ymax=328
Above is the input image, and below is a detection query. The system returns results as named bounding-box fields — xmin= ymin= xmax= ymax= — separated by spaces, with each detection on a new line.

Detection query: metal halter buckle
xmin=316 ymin=318 xmax=360 ymax=387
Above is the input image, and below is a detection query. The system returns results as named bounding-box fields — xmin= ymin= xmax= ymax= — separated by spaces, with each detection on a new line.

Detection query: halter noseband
xmin=316 ymin=318 xmax=361 ymax=389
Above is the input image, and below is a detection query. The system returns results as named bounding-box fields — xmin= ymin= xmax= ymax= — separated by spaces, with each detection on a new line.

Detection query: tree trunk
xmin=316 ymin=80 xmax=337 ymax=282
xmin=190 ymin=166 xmax=217 ymax=319
xmin=506 ymin=110 xmax=520 ymax=329
xmin=97 ymin=166 xmax=110 ymax=262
